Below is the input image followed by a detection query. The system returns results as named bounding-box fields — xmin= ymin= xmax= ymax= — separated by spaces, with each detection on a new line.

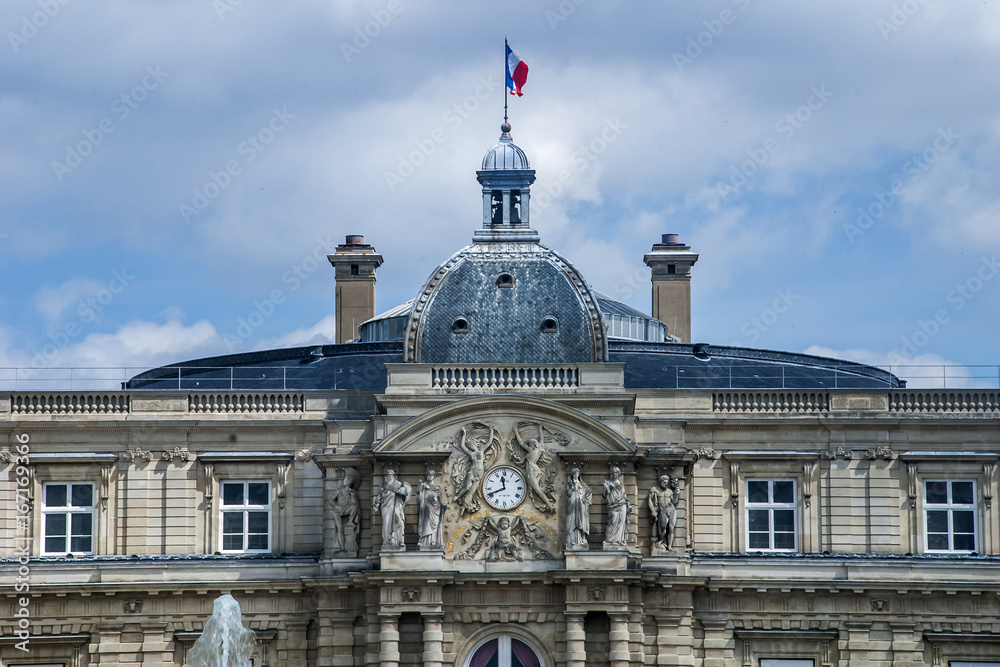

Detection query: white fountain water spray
xmin=187 ymin=593 xmax=257 ymax=667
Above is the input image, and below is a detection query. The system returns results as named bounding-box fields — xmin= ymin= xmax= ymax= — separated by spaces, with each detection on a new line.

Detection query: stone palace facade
xmin=2 ymin=124 xmax=999 ymax=667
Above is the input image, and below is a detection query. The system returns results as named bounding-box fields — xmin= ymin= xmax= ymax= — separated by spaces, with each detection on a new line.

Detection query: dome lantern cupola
xmin=474 ymin=122 xmax=538 ymax=242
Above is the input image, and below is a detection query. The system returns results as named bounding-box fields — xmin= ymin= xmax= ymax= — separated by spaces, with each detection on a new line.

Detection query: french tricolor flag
xmin=506 ymin=42 xmax=528 ymax=97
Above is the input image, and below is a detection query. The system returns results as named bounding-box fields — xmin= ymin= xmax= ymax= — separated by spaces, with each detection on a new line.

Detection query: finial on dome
xmin=500 ymin=121 xmax=512 ymax=142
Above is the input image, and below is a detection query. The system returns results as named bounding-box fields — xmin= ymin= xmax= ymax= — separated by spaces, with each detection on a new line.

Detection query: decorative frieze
xmin=121 ymin=446 xmax=153 ymax=463
xmin=824 ymin=446 xmax=854 ymax=460
xmin=865 ymin=446 xmax=895 ymax=461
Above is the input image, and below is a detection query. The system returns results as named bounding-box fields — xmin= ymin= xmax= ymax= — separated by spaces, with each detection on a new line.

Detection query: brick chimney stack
xmin=643 ymin=234 xmax=699 ymax=343
xmin=327 ymin=235 xmax=383 ymax=344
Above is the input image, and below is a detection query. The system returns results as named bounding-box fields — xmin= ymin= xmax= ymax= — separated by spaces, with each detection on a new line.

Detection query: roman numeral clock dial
xmin=483 ymin=466 xmax=526 ymax=510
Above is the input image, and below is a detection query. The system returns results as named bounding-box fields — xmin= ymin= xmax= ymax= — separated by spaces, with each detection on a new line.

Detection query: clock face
xmin=483 ymin=466 xmax=526 ymax=510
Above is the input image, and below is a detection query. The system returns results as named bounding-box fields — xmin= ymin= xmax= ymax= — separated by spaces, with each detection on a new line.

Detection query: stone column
xmin=609 ymin=612 xmax=630 ymax=667
xmin=321 ymin=614 xmax=356 ymax=667
xmin=139 ymin=623 xmax=169 ymax=666
xmin=378 ymin=614 xmax=400 ymax=667
xmin=655 ymin=613 xmax=695 ymax=667
xmin=284 ymin=621 xmax=309 ymax=666
xmin=422 ymin=614 xmax=444 ymax=667
xmin=564 ymin=612 xmax=587 ymax=667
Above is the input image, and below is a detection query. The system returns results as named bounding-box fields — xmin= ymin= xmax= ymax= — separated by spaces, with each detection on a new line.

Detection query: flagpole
xmin=503 ymin=37 xmax=509 ymax=124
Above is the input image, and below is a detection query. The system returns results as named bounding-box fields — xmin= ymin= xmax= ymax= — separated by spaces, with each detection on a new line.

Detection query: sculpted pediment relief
xmin=373 ymin=395 xmax=634 ymax=456
xmin=372 ymin=397 xmax=634 ymax=561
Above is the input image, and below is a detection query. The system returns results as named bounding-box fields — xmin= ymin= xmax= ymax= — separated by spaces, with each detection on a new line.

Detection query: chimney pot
xmin=663 ymin=233 xmax=680 ymax=245
xmin=345 ymin=234 xmax=365 ymax=246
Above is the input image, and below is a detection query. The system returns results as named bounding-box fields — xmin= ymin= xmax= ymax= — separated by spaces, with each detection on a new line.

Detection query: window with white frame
xmin=761 ymin=661 xmax=814 ymax=667
xmin=925 ymin=480 xmax=976 ymax=553
xmin=42 ymin=482 xmax=95 ymax=555
xmin=951 ymin=663 xmax=1000 ymax=667
xmin=746 ymin=479 xmax=797 ymax=551
xmin=220 ymin=481 xmax=271 ymax=552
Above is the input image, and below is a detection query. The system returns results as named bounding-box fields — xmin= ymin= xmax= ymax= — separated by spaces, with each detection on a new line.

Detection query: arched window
xmin=464 ymin=634 xmax=544 ymax=667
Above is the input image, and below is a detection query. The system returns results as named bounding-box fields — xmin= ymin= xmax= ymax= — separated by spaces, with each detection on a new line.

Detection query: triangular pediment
xmin=373 ymin=395 xmax=634 ymax=455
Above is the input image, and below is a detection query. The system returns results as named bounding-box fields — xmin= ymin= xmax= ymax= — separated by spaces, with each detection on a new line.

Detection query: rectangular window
xmin=761 ymin=661 xmax=814 ymax=667
xmin=42 ymin=482 xmax=94 ymax=555
xmin=925 ymin=480 xmax=976 ymax=553
xmin=220 ymin=481 xmax=271 ymax=553
xmin=746 ymin=479 xmax=797 ymax=551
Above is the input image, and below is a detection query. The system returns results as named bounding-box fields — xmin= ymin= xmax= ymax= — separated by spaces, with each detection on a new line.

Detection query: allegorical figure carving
xmin=450 ymin=422 xmax=500 ymax=514
xmin=565 ymin=468 xmax=592 ymax=549
xmin=603 ymin=466 xmax=631 ymax=548
xmin=510 ymin=421 xmax=558 ymax=513
xmin=457 ymin=513 xmax=554 ymax=562
xmin=647 ymin=474 xmax=677 ymax=554
xmin=327 ymin=467 xmax=360 ymax=556
xmin=418 ymin=469 xmax=446 ymax=550
xmin=374 ymin=468 xmax=411 ymax=551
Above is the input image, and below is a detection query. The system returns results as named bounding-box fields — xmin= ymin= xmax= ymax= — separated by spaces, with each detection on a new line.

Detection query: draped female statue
xmin=374 ymin=468 xmax=411 ymax=551
xmin=565 ymin=468 xmax=592 ymax=549
xmin=603 ymin=466 xmax=630 ymax=548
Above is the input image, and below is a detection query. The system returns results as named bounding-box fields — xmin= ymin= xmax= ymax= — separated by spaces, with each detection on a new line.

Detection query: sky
xmin=1 ymin=0 xmax=998 ymax=390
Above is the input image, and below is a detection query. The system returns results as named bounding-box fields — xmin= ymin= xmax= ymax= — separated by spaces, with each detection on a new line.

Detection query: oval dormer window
xmin=497 ymin=273 xmax=514 ymax=288
xmin=452 ymin=317 xmax=470 ymax=334
xmin=540 ymin=316 xmax=558 ymax=333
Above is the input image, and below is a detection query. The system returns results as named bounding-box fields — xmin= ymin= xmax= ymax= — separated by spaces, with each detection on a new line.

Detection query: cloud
xmin=255 ymin=315 xmax=336 ymax=350
xmin=803 ymin=345 xmax=995 ymax=389
xmin=33 ymin=276 xmax=106 ymax=329
xmin=3 ymin=319 xmax=224 ymax=390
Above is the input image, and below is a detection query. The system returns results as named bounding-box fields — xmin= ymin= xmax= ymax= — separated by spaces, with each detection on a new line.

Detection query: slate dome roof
xmin=481 ymin=123 xmax=530 ymax=170
xmin=401 ymin=241 xmax=607 ymax=364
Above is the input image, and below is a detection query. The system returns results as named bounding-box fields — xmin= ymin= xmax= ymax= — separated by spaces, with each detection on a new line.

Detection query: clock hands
xmin=487 ymin=473 xmax=508 ymax=498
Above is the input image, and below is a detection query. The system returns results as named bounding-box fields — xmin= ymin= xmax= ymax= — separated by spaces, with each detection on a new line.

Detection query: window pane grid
xmin=220 ymin=482 xmax=270 ymax=553
xmin=42 ymin=483 xmax=94 ymax=555
xmin=745 ymin=479 xmax=797 ymax=552
xmin=925 ymin=480 xmax=976 ymax=553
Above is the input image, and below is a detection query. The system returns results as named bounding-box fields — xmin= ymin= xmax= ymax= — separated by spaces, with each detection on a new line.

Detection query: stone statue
xmin=456 ymin=513 xmax=554 ymax=562
xmin=511 ymin=422 xmax=558 ymax=513
xmin=327 ymin=467 xmax=360 ymax=556
xmin=565 ymin=468 xmax=592 ymax=549
xmin=450 ymin=422 xmax=500 ymax=514
xmin=647 ymin=474 xmax=677 ymax=554
xmin=373 ymin=468 xmax=411 ymax=551
xmin=418 ymin=469 xmax=446 ymax=550
xmin=603 ymin=466 xmax=631 ymax=549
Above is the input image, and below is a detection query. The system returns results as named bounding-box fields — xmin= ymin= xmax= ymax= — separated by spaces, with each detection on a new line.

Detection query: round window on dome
xmin=496 ymin=273 xmax=514 ymax=288
xmin=540 ymin=316 xmax=558 ymax=333
xmin=452 ymin=317 xmax=470 ymax=334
